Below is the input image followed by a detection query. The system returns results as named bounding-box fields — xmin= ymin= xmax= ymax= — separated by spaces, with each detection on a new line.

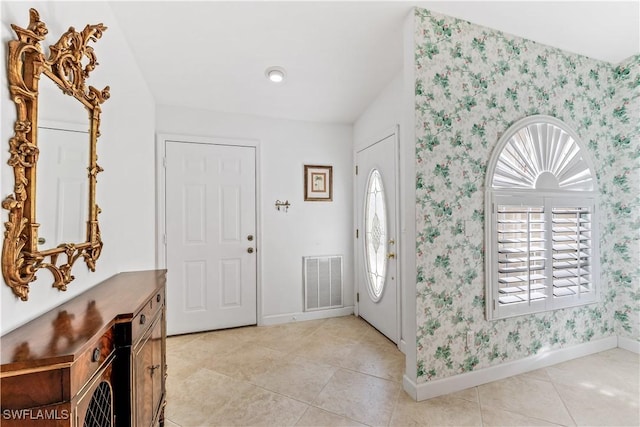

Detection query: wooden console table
xmin=0 ymin=270 xmax=167 ymax=426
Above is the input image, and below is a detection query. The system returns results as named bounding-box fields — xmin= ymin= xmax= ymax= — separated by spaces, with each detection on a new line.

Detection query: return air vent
xmin=304 ymin=256 xmax=343 ymax=311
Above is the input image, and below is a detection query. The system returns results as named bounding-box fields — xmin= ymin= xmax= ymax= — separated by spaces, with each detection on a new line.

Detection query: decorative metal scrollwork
xmin=3 ymin=9 xmax=109 ymax=300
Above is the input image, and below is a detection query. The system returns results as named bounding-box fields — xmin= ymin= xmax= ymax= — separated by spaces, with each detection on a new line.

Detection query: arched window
xmin=485 ymin=115 xmax=600 ymax=320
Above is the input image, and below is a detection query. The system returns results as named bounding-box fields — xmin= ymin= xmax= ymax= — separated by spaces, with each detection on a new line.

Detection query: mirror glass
xmin=37 ymin=76 xmax=90 ymax=248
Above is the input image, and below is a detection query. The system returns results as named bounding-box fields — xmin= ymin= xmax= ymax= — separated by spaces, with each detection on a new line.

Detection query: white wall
xmin=1 ymin=2 xmax=157 ymax=334
xmin=156 ymin=106 xmax=354 ymax=324
xmin=353 ymin=72 xmax=403 ymax=148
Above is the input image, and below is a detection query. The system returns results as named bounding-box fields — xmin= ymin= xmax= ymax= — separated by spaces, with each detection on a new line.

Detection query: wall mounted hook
xmin=275 ymin=200 xmax=291 ymax=212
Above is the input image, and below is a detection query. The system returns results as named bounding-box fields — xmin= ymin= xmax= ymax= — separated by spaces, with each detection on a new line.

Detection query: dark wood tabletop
xmin=1 ymin=270 xmax=167 ymax=373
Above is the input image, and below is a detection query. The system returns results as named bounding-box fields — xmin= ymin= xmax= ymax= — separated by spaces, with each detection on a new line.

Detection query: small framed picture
xmin=304 ymin=165 xmax=333 ymax=201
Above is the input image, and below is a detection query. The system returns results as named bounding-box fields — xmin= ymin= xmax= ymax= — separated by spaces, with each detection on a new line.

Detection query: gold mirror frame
xmin=3 ymin=9 xmax=109 ymax=300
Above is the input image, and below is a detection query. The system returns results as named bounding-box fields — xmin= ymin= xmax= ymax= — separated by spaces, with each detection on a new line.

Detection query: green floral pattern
xmin=414 ymin=8 xmax=639 ymax=383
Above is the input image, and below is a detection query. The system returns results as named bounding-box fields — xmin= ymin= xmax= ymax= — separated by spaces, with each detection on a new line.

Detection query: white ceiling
xmin=109 ymin=1 xmax=640 ymax=124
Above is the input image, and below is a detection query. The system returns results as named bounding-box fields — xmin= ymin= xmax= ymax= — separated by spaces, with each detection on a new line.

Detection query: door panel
xmin=356 ymin=133 xmax=398 ymax=343
xmin=37 ymin=126 xmax=89 ymax=247
xmin=165 ymin=141 xmax=257 ymax=335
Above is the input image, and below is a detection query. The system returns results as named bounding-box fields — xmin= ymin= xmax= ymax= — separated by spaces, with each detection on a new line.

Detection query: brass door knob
xmin=247 ymin=247 xmax=254 ymax=254
xmin=387 ymin=252 xmax=396 ymax=259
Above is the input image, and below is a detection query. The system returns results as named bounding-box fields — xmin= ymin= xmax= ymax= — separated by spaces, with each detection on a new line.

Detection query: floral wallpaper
xmin=608 ymin=54 xmax=640 ymax=340
xmin=413 ymin=7 xmax=639 ymax=383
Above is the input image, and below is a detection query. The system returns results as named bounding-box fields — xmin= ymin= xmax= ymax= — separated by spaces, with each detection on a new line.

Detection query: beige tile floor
xmin=164 ymin=315 xmax=639 ymax=427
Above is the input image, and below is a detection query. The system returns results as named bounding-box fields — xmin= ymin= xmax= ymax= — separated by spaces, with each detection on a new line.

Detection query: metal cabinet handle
xmin=156 ymin=294 xmax=161 ymax=303
xmin=140 ymin=314 xmax=146 ymax=325
xmin=247 ymin=247 xmax=254 ymax=254
xmin=247 ymin=235 xmax=254 ymax=241
xmin=92 ymin=348 xmax=100 ymax=363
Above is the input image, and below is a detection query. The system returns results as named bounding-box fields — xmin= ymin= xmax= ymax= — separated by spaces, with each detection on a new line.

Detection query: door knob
xmin=247 ymin=247 xmax=254 ymax=254
xmin=387 ymin=252 xmax=396 ymax=259
xmin=247 ymin=235 xmax=254 ymax=241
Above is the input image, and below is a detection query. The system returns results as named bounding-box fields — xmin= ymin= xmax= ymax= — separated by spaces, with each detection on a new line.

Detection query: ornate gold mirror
xmin=3 ymin=9 xmax=109 ymax=300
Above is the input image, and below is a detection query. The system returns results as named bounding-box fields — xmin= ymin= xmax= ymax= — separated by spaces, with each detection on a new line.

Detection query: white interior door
xmin=165 ymin=141 xmax=257 ymax=335
xmin=356 ymin=131 xmax=399 ymax=343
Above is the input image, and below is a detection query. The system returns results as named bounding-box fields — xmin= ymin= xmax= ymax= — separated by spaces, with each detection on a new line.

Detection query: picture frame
xmin=304 ymin=165 xmax=333 ymax=201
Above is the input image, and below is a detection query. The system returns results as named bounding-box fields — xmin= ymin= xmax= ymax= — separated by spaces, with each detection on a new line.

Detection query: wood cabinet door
xmin=150 ymin=309 xmax=165 ymax=421
xmin=133 ymin=314 xmax=162 ymax=427
xmin=75 ymin=357 xmax=114 ymax=427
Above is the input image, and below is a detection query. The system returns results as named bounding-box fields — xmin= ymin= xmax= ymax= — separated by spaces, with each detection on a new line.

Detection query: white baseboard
xmin=403 ymin=374 xmax=418 ymax=400
xmin=404 ymin=336 xmax=618 ymax=401
xmin=260 ymin=306 xmax=354 ymax=326
xmin=399 ymin=339 xmax=407 ymax=355
xmin=618 ymin=335 xmax=640 ymax=353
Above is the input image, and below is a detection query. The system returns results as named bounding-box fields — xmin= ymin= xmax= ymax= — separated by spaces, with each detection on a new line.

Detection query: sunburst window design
xmin=491 ymin=121 xmax=594 ymax=191
xmin=485 ymin=116 xmax=599 ymax=320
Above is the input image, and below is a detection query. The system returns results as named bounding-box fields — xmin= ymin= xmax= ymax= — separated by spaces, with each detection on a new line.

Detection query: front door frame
xmin=156 ymin=133 xmax=262 ymax=330
xmin=354 ymin=125 xmax=401 ymax=349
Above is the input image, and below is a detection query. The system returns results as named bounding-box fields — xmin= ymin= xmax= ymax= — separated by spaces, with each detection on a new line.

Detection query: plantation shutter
xmin=551 ymin=205 xmax=594 ymax=301
xmin=496 ymin=204 xmax=547 ymax=306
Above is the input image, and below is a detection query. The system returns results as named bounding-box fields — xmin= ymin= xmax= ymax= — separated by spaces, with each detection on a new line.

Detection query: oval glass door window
xmin=364 ymin=169 xmax=388 ymax=302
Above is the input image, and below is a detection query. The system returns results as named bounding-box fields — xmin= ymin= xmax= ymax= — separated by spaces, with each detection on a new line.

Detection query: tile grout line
xmin=291 ymin=403 xmax=311 ymax=426
xmin=548 ymin=371 xmax=579 ymax=427
xmin=386 ymin=380 xmax=404 ymax=427
xmin=476 ymin=387 xmax=485 ymax=427
xmin=163 ymin=416 xmax=183 ymax=427
xmin=302 ymin=367 xmax=356 ymax=424
xmin=476 ymin=377 xmax=569 ymax=426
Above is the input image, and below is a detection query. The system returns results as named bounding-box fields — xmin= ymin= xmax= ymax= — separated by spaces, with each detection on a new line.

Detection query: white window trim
xmin=485 ymin=116 xmax=600 ymax=320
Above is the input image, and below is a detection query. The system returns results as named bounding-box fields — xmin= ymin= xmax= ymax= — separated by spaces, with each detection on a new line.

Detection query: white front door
xmin=165 ymin=141 xmax=257 ymax=335
xmin=356 ymin=131 xmax=399 ymax=343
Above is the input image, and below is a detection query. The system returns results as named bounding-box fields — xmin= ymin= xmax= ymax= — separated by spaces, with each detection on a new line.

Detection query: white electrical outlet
xmin=466 ymin=331 xmax=474 ymax=348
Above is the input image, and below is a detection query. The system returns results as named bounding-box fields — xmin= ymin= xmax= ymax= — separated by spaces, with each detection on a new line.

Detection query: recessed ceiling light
xmin=265 ymin=66 xmax=286 ymax=83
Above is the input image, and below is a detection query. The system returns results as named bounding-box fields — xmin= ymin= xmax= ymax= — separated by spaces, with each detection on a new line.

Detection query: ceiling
xmin=109 ymin=1 xmax=639 ymax=124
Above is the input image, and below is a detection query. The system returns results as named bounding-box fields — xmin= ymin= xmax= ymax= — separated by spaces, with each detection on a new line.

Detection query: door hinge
xmin=162 ymin=157 xmax=167 ymax=168
xmin=162 ymin=234 xmax=167 ymax=245
xmin=356 ymin=229 xmax=359 ymax=239
xmin=356 ymin=292 xmax=359 ymax=303
xmin=355 ymin=165 xmax=358 ymax=175
xmin=493 ymin=299 xmax=496 ymax=311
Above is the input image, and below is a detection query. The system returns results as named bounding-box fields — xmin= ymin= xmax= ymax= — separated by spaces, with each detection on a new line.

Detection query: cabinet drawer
xmin=131 ymin=288 xmax=164 ymax=345
xmin=71 ymin=328 xmax=114 ymax=396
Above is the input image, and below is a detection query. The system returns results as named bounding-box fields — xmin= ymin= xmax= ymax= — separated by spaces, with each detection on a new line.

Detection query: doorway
xmin=355 ymin=127 xmax=400 ymax=344
xmin=158 ymin=135 xmax=258 ymax=335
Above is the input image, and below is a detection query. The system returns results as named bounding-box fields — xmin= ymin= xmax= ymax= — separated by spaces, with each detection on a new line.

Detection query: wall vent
xmin=303 ymin=256 xmax=343 ymax=311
